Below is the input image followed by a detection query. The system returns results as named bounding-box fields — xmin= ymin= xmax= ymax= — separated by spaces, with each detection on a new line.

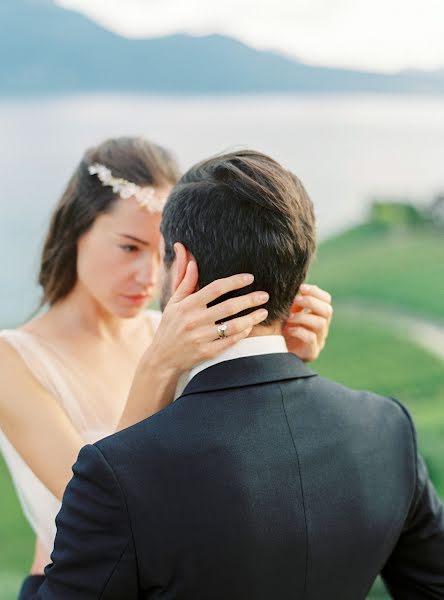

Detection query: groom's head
xmin=159 ymin=150 xmax=316 ymax=324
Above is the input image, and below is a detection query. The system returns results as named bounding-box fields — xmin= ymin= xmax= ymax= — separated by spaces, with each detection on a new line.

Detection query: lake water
xmin=1 ymin=93 xmax=444 ymax=326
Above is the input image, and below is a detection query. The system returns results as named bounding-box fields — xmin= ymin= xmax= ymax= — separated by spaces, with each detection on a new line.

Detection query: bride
xmin=0 ymin=136 xmax=333 ymax=598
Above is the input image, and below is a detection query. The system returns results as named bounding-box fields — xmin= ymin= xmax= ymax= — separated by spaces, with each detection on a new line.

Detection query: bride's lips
xmin=122 ymin=294 xmax=149 ymax=304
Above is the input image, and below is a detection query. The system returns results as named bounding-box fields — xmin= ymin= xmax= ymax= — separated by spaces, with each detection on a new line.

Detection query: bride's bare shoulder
xmin=0 ymin=333 xmax=38 ymax=386
xmin=0 ymin=314 xmax=57 ymax=405
xmin=0 ymin=334 xmax=17 ymax=359
xmin=18 ymin=310 xmax=56 ymax=336
xmin=0 ymin=312 xmax=46 ymax=359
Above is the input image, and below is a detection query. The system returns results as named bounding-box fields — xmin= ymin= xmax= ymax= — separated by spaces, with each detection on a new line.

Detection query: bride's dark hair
xmin=39 ymin=136 xmax=180 ymax=306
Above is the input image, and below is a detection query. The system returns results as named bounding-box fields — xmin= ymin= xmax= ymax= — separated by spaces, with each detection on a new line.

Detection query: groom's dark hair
xmin=161 ymin=150 xmax=316 ymax=324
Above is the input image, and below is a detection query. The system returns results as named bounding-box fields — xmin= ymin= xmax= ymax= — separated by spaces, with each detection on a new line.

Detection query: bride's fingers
xmin=180 ymin=289 xmax=268 ymax=333
xmin=187 ymin=273 xmax=255 ymax=308
xmin=286 ymin=313 xmax=327 ymax=336
xmin=286 ymin=326 xmax=319 ymax=350
xmin=198 ymin=308 xmax=269 ymax=346
xmin=201 ymin=327 xmax=254 ymax=356
xmin=294 ymin=294 xmax=333 ymax=321
xmin=204 ymin=290 xmax=269 ymax=324
xmin=169 ymin=260 xmax=199 ymax=303
xmin=299 ymin=283 xmax=332 ymax=304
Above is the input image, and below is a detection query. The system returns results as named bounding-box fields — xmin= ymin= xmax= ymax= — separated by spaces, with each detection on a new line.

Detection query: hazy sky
xmin=57 ymin=0 xmax=444 ymax=73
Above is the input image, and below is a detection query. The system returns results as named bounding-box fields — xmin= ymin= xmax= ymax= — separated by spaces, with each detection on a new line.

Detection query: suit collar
xmin=188 ymin=335 xmax=288 ymax=382
xmin=180 ymin=353 xmax=317 ymax=397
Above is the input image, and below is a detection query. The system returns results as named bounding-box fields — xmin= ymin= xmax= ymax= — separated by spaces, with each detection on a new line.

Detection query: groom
xmin=32 ymin=150 xmax=444 ymax=599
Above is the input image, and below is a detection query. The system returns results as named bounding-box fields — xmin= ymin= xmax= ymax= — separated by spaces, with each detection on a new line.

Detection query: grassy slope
xmin=0 ymin=457 xmax=33 ymax=598
xmin=309 ymin=224 xmax=444 ymax=321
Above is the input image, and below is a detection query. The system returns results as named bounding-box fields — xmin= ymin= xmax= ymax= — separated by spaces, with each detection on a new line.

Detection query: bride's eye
xmin=119 ymin=244 xmax=139 ymax=253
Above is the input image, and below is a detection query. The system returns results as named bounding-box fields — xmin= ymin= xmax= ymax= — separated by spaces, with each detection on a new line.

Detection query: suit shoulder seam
xmin=279 ymin=384 xmax=308 ymax=599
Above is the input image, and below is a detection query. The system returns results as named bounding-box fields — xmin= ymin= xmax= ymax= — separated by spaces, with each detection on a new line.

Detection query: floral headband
xmin=88 ymin=163 xmax=166 ymax=213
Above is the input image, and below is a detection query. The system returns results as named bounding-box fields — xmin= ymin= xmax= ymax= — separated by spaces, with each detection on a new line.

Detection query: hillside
xmin=1 ymin=0 xmax=444 ymax=94
xmin=309 ymin=223 xmax=444 ymax=321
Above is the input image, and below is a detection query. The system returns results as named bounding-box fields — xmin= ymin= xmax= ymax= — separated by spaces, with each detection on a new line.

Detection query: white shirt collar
xmin=189 ymin=335 xmax=288 ymax=381
xmin=174 ymin=335 xmax=288 ymax=399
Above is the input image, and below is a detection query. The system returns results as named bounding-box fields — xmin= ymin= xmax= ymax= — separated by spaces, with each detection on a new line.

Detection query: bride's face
xmin=75 ymin=192 xmax=170 ymax=318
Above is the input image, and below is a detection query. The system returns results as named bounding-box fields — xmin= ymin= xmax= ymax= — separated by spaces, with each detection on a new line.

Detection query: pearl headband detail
xmin=88 ymin=163 xmax=165 ymax=212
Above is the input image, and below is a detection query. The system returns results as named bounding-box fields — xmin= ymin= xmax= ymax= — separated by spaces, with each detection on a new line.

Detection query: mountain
xmin=1 ymin=0 xmax=444 ymax=94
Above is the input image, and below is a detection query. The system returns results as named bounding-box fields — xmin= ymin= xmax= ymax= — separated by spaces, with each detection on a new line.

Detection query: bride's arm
xmin=0 ymin=339 xmax=85 ymax=502
xmin=0 ymin=341 xmax=114 ymax=574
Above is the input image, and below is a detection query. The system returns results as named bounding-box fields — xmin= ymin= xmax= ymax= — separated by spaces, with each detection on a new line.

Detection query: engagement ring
xmin=217 ymin=323 xmax=228 ymax=339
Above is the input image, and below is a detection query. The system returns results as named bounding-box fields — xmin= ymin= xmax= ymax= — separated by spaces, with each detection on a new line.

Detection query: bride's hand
xmin=119 ymin=261 xmax=269 ymax=427
xmin=283 ymin=283 xmax=333 ymax=362
xmin=148 ymin=261 xmax=270 ymax=373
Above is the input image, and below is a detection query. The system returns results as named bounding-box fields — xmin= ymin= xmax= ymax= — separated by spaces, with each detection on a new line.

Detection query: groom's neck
xmin=249 ymin=322 xmax=283 ymax=337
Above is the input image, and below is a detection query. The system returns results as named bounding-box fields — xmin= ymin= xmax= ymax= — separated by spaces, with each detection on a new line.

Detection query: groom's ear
xmin=172 ymin=242 xmax=198 ymax=293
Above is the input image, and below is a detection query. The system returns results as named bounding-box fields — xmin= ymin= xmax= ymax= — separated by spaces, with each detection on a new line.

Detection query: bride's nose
xmin=134 ymin=255 xmax=153 ymax=287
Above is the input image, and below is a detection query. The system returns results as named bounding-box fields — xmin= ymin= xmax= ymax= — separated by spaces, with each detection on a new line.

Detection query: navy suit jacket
xmin=33 ymin=354 xmax=444 ymax=599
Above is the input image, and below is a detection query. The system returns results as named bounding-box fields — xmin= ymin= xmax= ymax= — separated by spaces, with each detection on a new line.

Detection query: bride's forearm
xmin=117 ymin=350 xmax=181 ymax=432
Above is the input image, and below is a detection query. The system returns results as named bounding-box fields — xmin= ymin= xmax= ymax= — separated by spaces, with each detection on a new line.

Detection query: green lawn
xmin=0 ymin=456 xmax=33 ymax=598
xmin=309 ymin=223 xmax=444 ymax=321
